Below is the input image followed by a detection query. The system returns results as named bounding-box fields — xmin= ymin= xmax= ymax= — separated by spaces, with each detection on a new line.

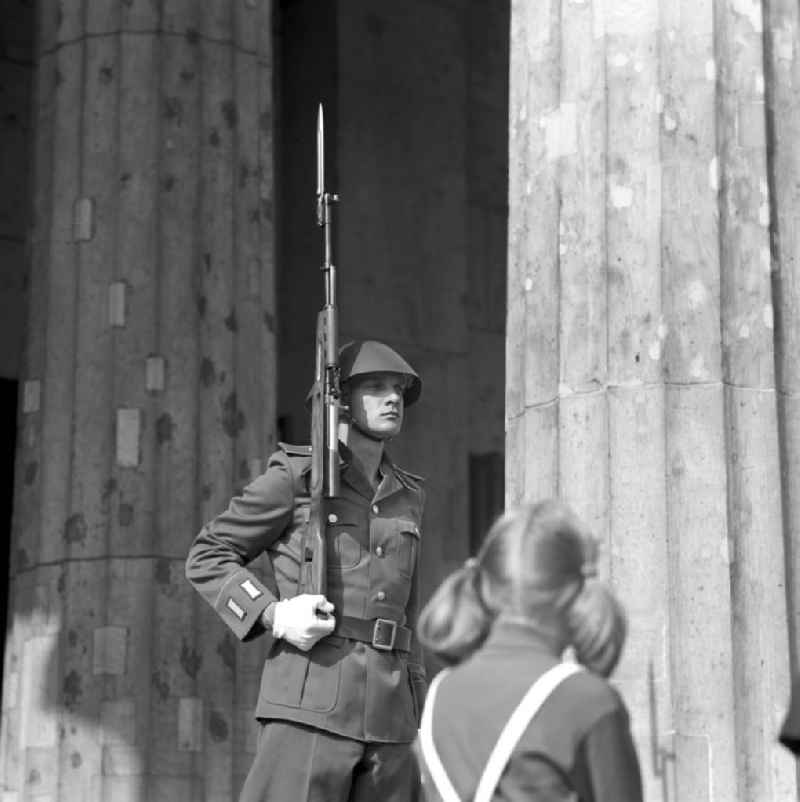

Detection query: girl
xmin=415 ymin=499 xmax=643 ymax=802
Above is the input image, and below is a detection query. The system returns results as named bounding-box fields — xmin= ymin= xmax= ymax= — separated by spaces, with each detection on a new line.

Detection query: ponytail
xmin=418 ymin=499 xmax=629 ymax=676
xmin=565 ymin=580 xmax=627 ymax=677
xmin=417 ymin=561 xmax=494 ymax=665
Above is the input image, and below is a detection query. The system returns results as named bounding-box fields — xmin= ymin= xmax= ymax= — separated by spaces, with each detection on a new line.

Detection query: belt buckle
xmin=372 ymin=618 xmax=397 ymax=651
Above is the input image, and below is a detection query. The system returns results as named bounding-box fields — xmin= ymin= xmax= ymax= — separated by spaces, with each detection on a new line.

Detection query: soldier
xmin=186 ymin=340 xmax=427 ymax=802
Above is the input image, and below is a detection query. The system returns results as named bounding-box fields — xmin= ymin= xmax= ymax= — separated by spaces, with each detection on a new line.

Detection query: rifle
xmin=303 ymin=103 xmax=340 ymax=596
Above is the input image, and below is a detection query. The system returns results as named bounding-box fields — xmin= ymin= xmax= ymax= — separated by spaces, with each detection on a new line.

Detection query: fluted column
xmin=507 ymin=1 xmax=796 ymax=800
xmin=0 ymin=2 xmax=276 ymax=800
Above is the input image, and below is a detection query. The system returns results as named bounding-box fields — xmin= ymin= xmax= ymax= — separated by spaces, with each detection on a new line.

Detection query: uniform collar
xmin=297 ymin=442 xmax=416 ymax=503
xmin=374 ymin=453 xmax=407 ymax=503
xmin=338 ymin=443 xmax=407 ymax=503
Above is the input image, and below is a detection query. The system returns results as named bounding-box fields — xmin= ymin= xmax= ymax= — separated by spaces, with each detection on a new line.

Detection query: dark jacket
xmin=186 ymin=443 xmax=427 ymax=743
xmin=417 ymin=618 xmax=643 ymax=802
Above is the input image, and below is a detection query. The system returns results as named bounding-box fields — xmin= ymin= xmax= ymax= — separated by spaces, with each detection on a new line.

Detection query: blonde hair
xmin=417 ymin=499 xmax=627 ymax=676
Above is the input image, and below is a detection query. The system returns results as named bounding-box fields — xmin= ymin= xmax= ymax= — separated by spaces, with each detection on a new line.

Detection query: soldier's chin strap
xmin=345 ymin=414 xmax=391 ymax=444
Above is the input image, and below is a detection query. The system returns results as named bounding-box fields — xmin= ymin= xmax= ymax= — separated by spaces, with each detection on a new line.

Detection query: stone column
xmin=0 ymin=2 xmax=276 ymax=800
xmin=507 ymin=1 xmax=796 ymax=799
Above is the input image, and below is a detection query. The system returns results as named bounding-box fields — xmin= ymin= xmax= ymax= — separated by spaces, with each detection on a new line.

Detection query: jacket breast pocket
xmin=393 ymin=519 xmax=420 ymax=578
xmin=327 ymin=522 xmax=363 ymax=569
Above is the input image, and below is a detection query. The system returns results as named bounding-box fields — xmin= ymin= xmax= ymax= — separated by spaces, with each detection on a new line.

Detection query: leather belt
xmin=335 ymin=615 xmax=412 ymax=652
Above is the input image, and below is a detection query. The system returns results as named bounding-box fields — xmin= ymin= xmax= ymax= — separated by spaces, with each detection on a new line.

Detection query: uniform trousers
xmin=239 ymin=720 xmax=420 ymax=802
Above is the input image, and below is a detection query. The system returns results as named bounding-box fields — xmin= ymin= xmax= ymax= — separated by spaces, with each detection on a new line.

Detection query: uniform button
xmin=371 ymin=504 xmax=379 ymax=514
xmin=327 ymin=513 xmax=338 ymax=524
xmin=376 ymin=591 xmax=386 ymax=601
xmin=375 ymin=545 xmax=384 ymax=557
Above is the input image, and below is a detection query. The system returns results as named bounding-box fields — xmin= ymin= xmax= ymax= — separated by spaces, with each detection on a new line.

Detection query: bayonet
xmin=316 ymin=104 xmax=324 ymax=201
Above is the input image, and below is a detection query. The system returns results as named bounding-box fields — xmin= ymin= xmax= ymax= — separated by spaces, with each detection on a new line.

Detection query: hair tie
xmin=464 ymin=557 xmax=479 ymax=571
xmin=581 ymin=562 xmax=598 ymax=579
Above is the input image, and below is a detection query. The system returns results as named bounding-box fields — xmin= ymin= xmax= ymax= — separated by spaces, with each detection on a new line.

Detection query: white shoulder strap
xmin=419 ymin=668 xmax=461 ymax=802
xmin=473 ymin=661 xmax=583 ymax=802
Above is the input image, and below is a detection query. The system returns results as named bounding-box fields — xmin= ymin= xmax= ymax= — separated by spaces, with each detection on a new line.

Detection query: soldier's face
xmin=348 ymin=372 xmax=406 ymax=439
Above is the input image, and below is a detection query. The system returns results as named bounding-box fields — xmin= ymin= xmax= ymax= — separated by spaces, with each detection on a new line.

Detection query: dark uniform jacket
xmin=186 ymin=443 xmax=427 ymax=743
xmin=417 ymin=618 xmax=643 ymax=802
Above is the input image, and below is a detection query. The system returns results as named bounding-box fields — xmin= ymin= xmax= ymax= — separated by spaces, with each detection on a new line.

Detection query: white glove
xmin=271 ymin=595 xmax=335 ymax=652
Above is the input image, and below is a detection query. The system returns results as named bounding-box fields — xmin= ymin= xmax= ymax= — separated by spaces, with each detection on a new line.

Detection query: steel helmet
xmin=339 ymin=340 xmax=421 ymax=406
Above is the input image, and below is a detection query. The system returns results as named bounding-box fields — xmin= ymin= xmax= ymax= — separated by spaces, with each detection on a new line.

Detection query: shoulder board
xmin=393 ymin=464 xmax=426 ymax=490
xmin=278 ymin=442 xmax=312 ymax=456
xmin=277 ymin=443 xmax=313 ymax=486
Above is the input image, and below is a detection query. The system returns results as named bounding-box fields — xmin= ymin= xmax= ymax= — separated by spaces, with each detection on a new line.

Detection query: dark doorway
xmin=469 ymin=452 xmax=505 ymax=555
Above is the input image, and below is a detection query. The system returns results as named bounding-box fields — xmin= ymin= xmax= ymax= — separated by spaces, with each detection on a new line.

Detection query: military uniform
xmin=186 ymin=440 xmax=427 ymax=799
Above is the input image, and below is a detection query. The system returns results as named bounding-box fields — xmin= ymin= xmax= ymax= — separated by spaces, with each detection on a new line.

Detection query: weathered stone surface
xmin=507 ymin=0 xmax=797 ymax=799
